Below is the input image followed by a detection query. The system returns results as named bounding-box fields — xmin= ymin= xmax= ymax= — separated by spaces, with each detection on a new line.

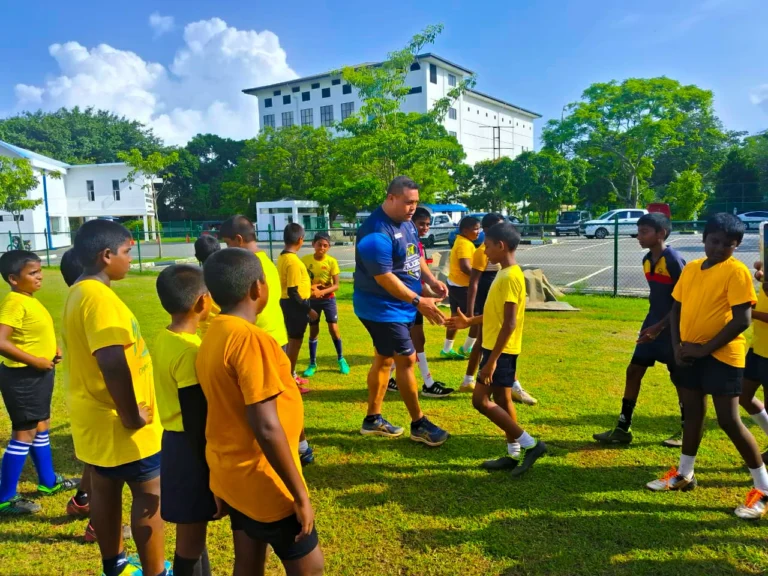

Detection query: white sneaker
xmin=734 ymin=488 xmax=768 ymax=520
xmin=512 ymin=386 xmax=538 ymax=405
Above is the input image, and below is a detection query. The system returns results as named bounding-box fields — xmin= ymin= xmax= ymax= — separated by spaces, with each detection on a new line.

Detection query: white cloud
xmin=149 ymin=12 xmax=175 ymax=37
xmin=10 ymin=17 xmax=297 ymax=146
xmin=750 ymin=84 xmax=768 ymax=112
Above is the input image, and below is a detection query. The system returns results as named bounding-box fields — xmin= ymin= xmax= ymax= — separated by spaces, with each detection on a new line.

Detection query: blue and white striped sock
xmin=30 ymin=430 xmax=57 ymax=488
xmin=0 ymin=439 xmax=32 ymax=502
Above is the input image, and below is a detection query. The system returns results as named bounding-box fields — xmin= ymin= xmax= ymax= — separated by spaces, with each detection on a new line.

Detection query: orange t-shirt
xmin=195 ymin=314 xmax=306 ymax=522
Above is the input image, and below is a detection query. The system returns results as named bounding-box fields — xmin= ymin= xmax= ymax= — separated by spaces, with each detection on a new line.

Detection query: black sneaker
xmin=410 ymin=417 xmax=449 ymax=447
xmin=510 ymin=440 xmax=547 ymax=477
xmin=593 ymin=427 xmax=633 ymax=445
xmin=421 ymin=381 xmax=455 ymax=398
xmin=387 ymin=378 xmax=398 ymax=392
xmin=480 ymin=456 xmax=519 ymax=471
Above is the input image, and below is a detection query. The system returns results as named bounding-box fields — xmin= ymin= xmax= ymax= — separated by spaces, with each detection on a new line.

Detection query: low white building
xmin=0 ymin=141 xmax=158 ymax=251
xmin=255 ymin=200 xmax=329 ymax=241
xmin=243 ymin=53 xmax=541 ymax=165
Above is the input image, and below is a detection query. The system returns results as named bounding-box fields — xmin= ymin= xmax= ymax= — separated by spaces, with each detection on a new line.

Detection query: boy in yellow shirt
xmin=646 ymin=213 xmax=768 ymax=520
xmin=62 ymin=219 xmax=166 ymax=576
xmin=154 ymin=264 xmax=218 ymax=576
xmin=744 ymin=261 xmax=768 ymax=464
xmin=196 ymin=248 xmax=324 ymax=575
xmin=194 ymin=234 xmax=221 ymax=338
xmin=446 ymin=222 xmax=547 ymax=476
xmin=301 ymin=232 xmax=349 ymax=377
xmin=442 ymin=216 xmax=480 ymax=359
xmin=0 ymin=250 xmax=77 ymax=516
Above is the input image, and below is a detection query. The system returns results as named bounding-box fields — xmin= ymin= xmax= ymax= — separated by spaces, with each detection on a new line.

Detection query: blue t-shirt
xmin=353 ymin=207 xmax=423 ymax=323
xmin=642 ymin=246 xmax=686 ymax=328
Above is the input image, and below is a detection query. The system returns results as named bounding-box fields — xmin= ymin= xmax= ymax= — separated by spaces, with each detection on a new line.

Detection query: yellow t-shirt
xmin=672 ymin=257 xmax=757 ymax=368
xmin=198 ymin=300 xmax=220 ymax=339
xmin=196 ymin=314 xmax=306 ymax=523
xmin=449 ymin=235 xmax=476 ymax=287
xmin=62 ymin=279 xmax=162 ymax=467
xmin=0 ymin=292 xmax=56 ymax=367
xmin=471 ymin=244 xmax=501 ymax=273
xmin=301 ymin=253 xmax=340 ymax=298
xmin=255 ymin=252 xmax=289 ymax=347
xmin=153 ymin=329 xmax=201 ymax=432
xmin=482 ymin=265 xmax=526 ymax=355
xmin=751 ymin=285 xmax=768 ymax=358
xmin=277 ymin=252 xmax=311 ymax=300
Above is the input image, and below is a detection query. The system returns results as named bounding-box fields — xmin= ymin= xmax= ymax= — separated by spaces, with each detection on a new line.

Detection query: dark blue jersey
xmin=642 ymin=246 xmax=686 ymax=327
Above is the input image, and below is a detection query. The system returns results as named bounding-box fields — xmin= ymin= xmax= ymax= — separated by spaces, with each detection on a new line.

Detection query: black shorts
xmin=360 ymin=319 xmax=415 ymax=357
xmin=160 ymin=431 xmax=217 ymax=524
xmin=229 ymin=508 xmax=319 ymax=562
xmin=0 ymin=364 xmax=54 ymax=431
xmin=478 ymin=349 xmax=518 ymax=388
xmin=309 ymin=298 xmax=338 ymax=325
xmin=744 ymin=349 xmax=768 ymax=386
xmin=676 ymin=355 xmax=743 ymax=396
xmin=631 ymin=332 xmax=675 ymax=370
xmin=280 ymin=299 xmax=310 ymax=340
xmin=474 ymin=272 xmax=497 ymax=315
xmin=93 ymin=452 xmax=161 ymax=483
xmin=448 ymin=285 xmax=469 ymax=315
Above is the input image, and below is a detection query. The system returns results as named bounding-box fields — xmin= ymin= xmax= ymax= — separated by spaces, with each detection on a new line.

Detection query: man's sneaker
xmin=338 ymin=358 xmax=350 ymax=375
xmin=387 ymin=378 xmax=399 ymax=392
xmin=66 ymin=495 xmax=90 ymax=517
xmin=460 ymin=379 xmax=475 ymax=392
xmin=662 ymin=430 xmax=683 ymax=448
xmin=512 ymin=386 xmax=538 ymax=405
xmin=38 ymin=474 xmax=80 ymax=496
xmin=646 ymin=467 xmax=697 ymax=491
xmin=458 ymin=345 xmax=472 ymax=357
xmin=593 ymin=427 xmax=633 ymax=445
xmin=440 ymin=349 xmax=466 ymax=360
xmin=303 ymin=363 xmax=318 ymax=377
xmin=410 ymin=417 xmax=449 ymax=447
xmin=300 ymin=446 xmax=315 ymax=466
xmin=0 ymin=496 xmax=41 ymax=515
xmin=734 ymin=488 xmax=768 ymax=520
xmin=480 ymin=456 xmax=519 ymax=471
xmin=421 ymin=381 xmax=455 ymax=398
xmin=510 ymin=440 xmax=547 ymax=477
xmin=360 ymin=415 xmax=404 ymax=438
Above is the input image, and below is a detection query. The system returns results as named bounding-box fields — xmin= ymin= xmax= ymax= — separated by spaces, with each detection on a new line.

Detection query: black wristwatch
xmin=412 ymin=296 xmax=421 ymax=308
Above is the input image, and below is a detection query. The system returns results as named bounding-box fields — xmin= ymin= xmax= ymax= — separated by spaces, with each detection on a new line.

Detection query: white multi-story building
xmin=0 ymin=140 xmax=158 ymax=251
xmin=243 ymin=53 xmax=540 ymax=165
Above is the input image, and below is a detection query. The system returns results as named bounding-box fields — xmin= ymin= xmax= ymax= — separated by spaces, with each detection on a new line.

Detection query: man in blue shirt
xmin=355 ymin=176 xmax=450 ymax=447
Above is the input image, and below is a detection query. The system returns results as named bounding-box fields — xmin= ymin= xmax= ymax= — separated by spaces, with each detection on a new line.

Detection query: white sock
xmin=442 ymin=339 xmax=454 ymax=354
xmin=751 ymin=410 xmax=768 ymax=436
xmin=462 ymin=374 xmax=475 ymax=386
xmin=299 ymin=440 xmax=309 ymax=454
xmin=463 ymin=337 xmax=477 ymax=351
xmin=515 ymin=431 xmax=536 ymax=449
xmin=512 ymin=380 xmax=523 ymax=393
xmin=678 ymin=454 xmax=696 ymax=479
xmin=416 ymin=352 xmax=435 ymax=388
xmin=507 ymin=442 xmax=521 ymax=458
xmin=750 ymin=466 xmax=768 ymax=492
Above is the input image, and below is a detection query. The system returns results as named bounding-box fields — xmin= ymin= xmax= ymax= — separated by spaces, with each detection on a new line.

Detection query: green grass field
xmin=1 ymin=273 xmax=768 ymax=575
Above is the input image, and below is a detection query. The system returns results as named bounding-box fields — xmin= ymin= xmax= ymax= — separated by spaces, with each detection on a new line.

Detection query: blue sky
xmin=2 ymin=0 xmax=767 ymax=146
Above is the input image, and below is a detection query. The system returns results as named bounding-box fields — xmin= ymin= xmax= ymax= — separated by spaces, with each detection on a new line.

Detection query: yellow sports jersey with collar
xmin=751 ymin=286 xmax=768 ymax=358
xmin=278 ymin=252 xmax=311 ymax=300
xmin=302 ymin=254 xmax=340 ymax=298
xmin=153 ymin=329 xmax=201 ymax=432
xmin=482 ymin=265 xmax=526 ymax=355
xmin=254 ymin=252 xmax=289 ymax=347
xmin=449 ymin=235 xmax=476 ymax=287
xmin=0 ymin=291 xmax=56 ymax=367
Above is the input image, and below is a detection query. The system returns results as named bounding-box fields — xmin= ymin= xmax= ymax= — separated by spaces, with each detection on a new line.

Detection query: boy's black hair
xmin=194 ymin=235 xmax=222 ymax=264
xmin=387 ymin=176 xmax=419 ymax=196
xmin=413 ymin=207 xmax=431 ymax=221
xmin=219 ymin=215 xmax=256 ymax=243
xmin=459 ymin=216 xmax=481 ymax=232
xmin=637 ymin=213 xmax=671 ymax=239
xmin=284 ymin=222 xmax=305 ymax=245
xmin=313 ymin=232 xmax=331 ymax=244
xmin=203 ymin=248 xmax=265 ymax=309
xmin=74 ymin=219 xmax=132 ymax=268
xmin=481 ymin=213 xmax=504 ymax=229
xmin=156 ymin=264 xmax=207 ymax=315
xmin=60 ymin=249 xmax=84 ymax=287
xmin=485 ymin=222 xmax=521 ymax=251
xmin=703 ymin=212 xmax=745 ymax=244
xmin=0 ymin=250 xmax=41 ymax=283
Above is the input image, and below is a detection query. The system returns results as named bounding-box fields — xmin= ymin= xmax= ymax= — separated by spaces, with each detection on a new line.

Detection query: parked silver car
xmin=421 ymin=213 xmax=454 ymax=247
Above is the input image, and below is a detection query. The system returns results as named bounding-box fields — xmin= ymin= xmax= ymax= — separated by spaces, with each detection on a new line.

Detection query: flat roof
xmin=465 ymin=89 xmax=541 ymax=119
xmin=0 ymin=140 xmax=70 ymax=169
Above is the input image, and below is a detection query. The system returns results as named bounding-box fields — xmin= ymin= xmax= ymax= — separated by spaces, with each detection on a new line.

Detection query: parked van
xmin=555 ymin=210 xmax=592 ymax=236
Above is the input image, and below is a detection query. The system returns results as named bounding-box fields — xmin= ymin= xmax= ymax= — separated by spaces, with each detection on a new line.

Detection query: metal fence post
xmin=268 ymin=225 xmax=274 ymax=261
xmin=43 ymin=230 xmax=51 ymax=267
xmin=613 ymin=217 xmax=619 ymax=297
xmin=7 ymin=230 xmax=12 ymax=250
xmin=136 ymin=232 xmax=143 ymax=273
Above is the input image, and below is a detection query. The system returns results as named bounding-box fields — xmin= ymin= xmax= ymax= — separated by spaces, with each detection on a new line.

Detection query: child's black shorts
xmin=0 ymin=364 xmax=54 ymax=431
xmin=280 ymin=299 xmax=310 ymax=340
xmin=676 ymin=354 xmax=743 ymax=396
xmin=478 ymin=349 xmax=518 ymax=388
xmin=474 ymin=271 xmax=497 ymax=315
xmin=93 ymin=452 xmax=161 ymax=483
xmin=631 ymin=331 xmax=675 ymax=371
xmin=308 ymin=298 xmax=338 ymax=325
xmin=229 ymin=507 xmax=319 ymax=561
xmin=448 ymin=284 xmax=469 ymax=315
xmin=744 ymin=349 xmax=768 ymax=386
xmin=160 ymin=430 xmax=217 ymax=524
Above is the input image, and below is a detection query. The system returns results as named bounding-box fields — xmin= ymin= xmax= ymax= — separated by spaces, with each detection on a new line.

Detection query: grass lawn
xmin=1 ymin=274 xmax=768 ymax=575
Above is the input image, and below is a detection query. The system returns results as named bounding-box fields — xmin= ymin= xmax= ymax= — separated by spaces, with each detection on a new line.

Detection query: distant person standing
xmin=354 ymin=176 xmax=450 ymax=447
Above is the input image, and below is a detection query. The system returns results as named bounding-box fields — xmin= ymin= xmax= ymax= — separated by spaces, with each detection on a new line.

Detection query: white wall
xmin=66 ymin=164 xmax=154 ymax=219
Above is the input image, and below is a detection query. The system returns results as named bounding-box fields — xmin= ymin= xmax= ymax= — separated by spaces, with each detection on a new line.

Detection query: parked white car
xmin=737 ymin=211 xmax=768 ymax=231
xmin=420 ymin=213 xmax=453 ymax=247
xmin=584 ymin=209 xmax=648 ymax=239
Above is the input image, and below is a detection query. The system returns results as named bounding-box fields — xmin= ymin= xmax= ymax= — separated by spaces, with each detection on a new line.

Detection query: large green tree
xmin=456 ymin=158 xmax=513 ymax=212
xmin=0 ymin=157 xmax=44 ymax=240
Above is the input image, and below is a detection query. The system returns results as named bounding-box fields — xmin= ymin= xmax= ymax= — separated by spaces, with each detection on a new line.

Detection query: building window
xmin=322 ymin=88 xmax=331 ymax=98
xmin=320 ymin=105 xmax=334 ymax=126
xmin=448 ymin=107 xmax=457 ymax=120
xmin=467 ymin=106 xmax=470 ymax=111
xmin=408 ymin=86 xmax=422 ymax=94
xmin=342 ymin=84 xmax=352 ymax=95
xmin=292 ymin=86 xmax=300 ymax=93
xmin=13 ymin=215 xmax=24 ymax=222
xmin=273 ymin=90 xmax=281 ymax=96
xmin=311 ymin=82 xmax=320 ymax=89
xmin=302 ymin=91 xmax=310 ymax=102
xmin=264 ymin=97 xmax=272 ymax=108
xmin=281 ymin=111 xmax=294 ymax=127
xmin=112 ymin=179 xmax=121 ymax=201
xmin=341 ymin=102 xmax=354 ymax=120
xmin=263 ymin=114 xmax=275 ymax=128
xmin=300 ymin=108 xmax=313 ymax=126
xmin=283 ymin=95 xmax=291 ymax=105
xmin=410 ymin=62 xmax=421 ymax=71
xmin=86 ymin=180 xmax=95 ymax=202
xmin=448 ymin=74 xmax=457 ymax=87
xmin=449 ymin=131 xmax=457 ymax=138
xmin=50 ymin=216 xmax=63 ymax=234
xmin=332 ymin=79 xmax=341 ymax=86
xmin=429 ymin=63 xmax=437 ymax=84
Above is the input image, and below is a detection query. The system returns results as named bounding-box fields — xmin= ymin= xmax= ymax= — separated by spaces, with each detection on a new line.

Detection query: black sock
xmin=410 ymin=416 xmax=426 ymax=430
xmin=102 ymin=550 xmax=128 ymax=576
xmin=74 ymin=490 xmax=89 ymax=506
xmin=364 ymin=414 xmax=380 ymax=423
xmin=679 ymin=401 xmax=685 ymax=428
xmin=174 ymin=549 xmax=211 ymax=576
xmin=617 ymin=398 xmax=636 ymax=432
